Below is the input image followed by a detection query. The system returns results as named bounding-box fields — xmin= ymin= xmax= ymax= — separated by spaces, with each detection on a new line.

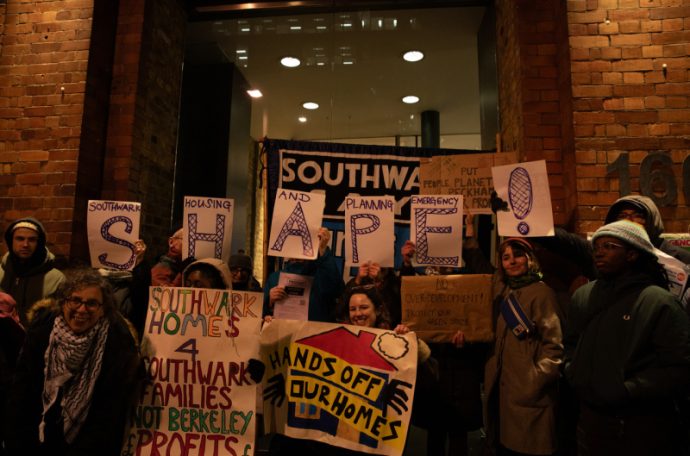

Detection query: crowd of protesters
xmin=0 ymin=194 xmax=689 ymax=456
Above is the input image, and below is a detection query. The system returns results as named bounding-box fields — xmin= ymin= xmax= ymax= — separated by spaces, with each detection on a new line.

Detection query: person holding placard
xmin=5 ymin=268 xmax=141 ymax=456
xmin=0 ymin=218 xmax=66 ymax=327
xmin=346 ymin=285 xmax=453 ymax=456
xmin=264 ymin=227 xmax=343 ymax=322
xmin=337 ymin=260 xmax=402 ymax=327
xmin=399 ymin=234 xmax=490 ymax=456
xmin=150 ymin=227 xmax=185 ymax=287
xmin=484 ymin=238 xmax=563 ymax=456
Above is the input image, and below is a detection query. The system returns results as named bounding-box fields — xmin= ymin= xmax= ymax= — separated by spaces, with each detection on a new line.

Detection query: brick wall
xmin=0 ymin=0 xmax=185 ymax=261
xmin=100 ymin=0 xmax=186 ymax=258
xmin=496 ymin=0 xmax=577 ymax=227
xmin=0 ymin=0 xmax=95 ymax=258
xmin=568 ymin=0 xmax=690 ymax=234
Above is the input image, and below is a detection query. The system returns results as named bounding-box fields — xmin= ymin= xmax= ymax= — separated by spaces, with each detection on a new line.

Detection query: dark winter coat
xmin=565 ymin=274 xmax=690 ymax=409
xmin=0 ymin=218 xmax=65 ymax=326
xmin=5 ymin=304 xmax=141 ymax=456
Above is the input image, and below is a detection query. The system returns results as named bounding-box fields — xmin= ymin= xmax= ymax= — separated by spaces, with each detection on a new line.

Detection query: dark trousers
xmin=577 ymin=402 xmax=685 ymax=456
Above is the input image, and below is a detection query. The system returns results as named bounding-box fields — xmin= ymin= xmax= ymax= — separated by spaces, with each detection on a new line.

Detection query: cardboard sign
xmin=492 ymin=160 xmax=555 ymax=237
xmin=410 ymin=195 xmax=463 ymax=267
xmin=268 ymin=189 xmax=326 ymax=260
xmin=261 ymin=320 xmax=417 ymax=456
xmin=419 ymin=152 xmax=517 ymax=213
xmin=122 ymin=287 xmax=263 ymax=456
xmin=182 ymin=196 xmax=234 ymax=262
xmin=344 ymin=195 xmax=395 ymax=267
xmin=87 ymin=200 xmax=141 ymax=271
xmin=401 ymin=275 xmax=494 ymax=343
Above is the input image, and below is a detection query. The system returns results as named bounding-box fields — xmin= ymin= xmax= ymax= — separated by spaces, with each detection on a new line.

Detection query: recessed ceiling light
xmin=247 ymin=89 xmax=263 ymax=98
xmin=298 ymin=116 xmax=307 ymax=123
xmin=290 ymin=26 xmax=302 ymax=31
xmin=240 ymin=27 xmax=250 ymax=32
xmin=403 ymin=50 xmax=424 ymax=62
xmin=280 ymin=56 xmax=301 ymax=68
xmin=302 ymin=102 xmax=319 ymax=110
xmin=402 ymin=95 xmax=419 ymax=104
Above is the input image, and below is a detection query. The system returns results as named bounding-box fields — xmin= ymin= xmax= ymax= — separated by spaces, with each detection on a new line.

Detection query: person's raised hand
xmin=451 ymin=330 xmax=466 ymax=348
xmin=269 ymin=286 xmax=287 ymax=305
xmin=318 ymin=227 xmax=331 ymax=257
xmin=355 ymin=261 xmax=370 ymax=284
xmin=401 ymin=241 xmax=416 ymax=267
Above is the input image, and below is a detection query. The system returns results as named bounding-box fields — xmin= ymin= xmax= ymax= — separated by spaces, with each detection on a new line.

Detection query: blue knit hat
xmin=591 ymin=220 xmax=656 ymax=257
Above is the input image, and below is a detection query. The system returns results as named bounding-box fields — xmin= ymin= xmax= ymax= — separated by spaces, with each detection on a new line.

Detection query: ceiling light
xmin=298 ymin=116 xmax=307 ymax=123
xmin=403 ymin=50 xmax=424 ymax=62
xmin=240 ymin=27 xmax=250 ymax=32
xmin=302 ymin=102 xmax=319 ymax=110
xmin=402 ymin=95 xmax=419 ymax=104
xmin=236 ymin=49 xmax=246 ymax=54
xmin=280 ymin=56 xmax=301 ymax=68
xmin=290 ymin=26 xmax=301 ymax=31
xmin=247 ymin=89 xmax=263 ymax=98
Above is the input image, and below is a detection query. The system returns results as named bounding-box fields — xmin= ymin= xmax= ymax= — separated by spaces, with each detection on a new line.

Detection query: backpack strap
xmin=500 ymin=292 xmax=536 ymax=340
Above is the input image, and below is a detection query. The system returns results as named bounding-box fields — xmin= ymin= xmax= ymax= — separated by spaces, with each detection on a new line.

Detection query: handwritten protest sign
xmin=183 ymin=196 xmax=234 ymax=263
xmin=121 ymin=287 xmax=263 ymax=456
xmin=261 ymin=320 xmax=417 ymax=456
xmin=492 ymin=160 xmax=555 ymax=237
xmin=87 ymin=200 xmax=141 ymax=271
xmin=344 ymin=195 xmax=395 ymax=267
xmin=401 ymin=275 xmax=493 ymax=343
xmin=268 ymin=189 xmax=326 ymax=260
xmin=410 ymin=195 xmax=463 ymax=267
xmin=419 ymin=152 xmax=517 ymax=214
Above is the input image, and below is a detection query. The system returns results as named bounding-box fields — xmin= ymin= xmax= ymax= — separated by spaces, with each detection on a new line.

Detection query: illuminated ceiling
xmin=186 ymin=2 xmax=489 ymax=145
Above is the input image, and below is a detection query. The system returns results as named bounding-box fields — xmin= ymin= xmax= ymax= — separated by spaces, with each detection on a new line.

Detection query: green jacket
xmin=565 ymin=274 xmax=690 ymax=409
xmin=0 ymin=249 xmax=65 ymax=327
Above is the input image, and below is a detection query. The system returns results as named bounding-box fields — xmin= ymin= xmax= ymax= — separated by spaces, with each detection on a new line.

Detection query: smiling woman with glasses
xmin=5 ymin=268 xmax=141 ymax=456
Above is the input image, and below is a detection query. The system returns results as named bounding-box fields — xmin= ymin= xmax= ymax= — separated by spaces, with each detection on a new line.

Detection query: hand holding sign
xmin=491 ymin=160 xmax=555 ymax=237
xmin=269 ymin=189 xmax=326 ymax=260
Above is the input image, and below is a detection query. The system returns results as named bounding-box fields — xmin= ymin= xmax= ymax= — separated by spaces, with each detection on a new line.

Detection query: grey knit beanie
xmin=591 ymin=220 xmax=656 ymax=257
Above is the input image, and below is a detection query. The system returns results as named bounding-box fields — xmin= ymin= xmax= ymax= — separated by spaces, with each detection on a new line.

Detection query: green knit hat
xmin=591 ymin=220 xmax=656 ymax=257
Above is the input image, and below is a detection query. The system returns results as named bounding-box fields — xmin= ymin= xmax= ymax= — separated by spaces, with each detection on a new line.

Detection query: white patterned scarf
xmin=40 ymin=314 xmax=109 ymax=444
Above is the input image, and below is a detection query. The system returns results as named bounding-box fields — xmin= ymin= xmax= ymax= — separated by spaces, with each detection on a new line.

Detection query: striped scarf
xmin=40 ymin=314 xmax=109 ymax=444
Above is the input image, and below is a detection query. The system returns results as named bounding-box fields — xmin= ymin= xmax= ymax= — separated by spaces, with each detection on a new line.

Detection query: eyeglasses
xmin=593 ymin=241 xmax=626 ymax=254
xmin=64 ymin=296 xmax=102 ymax=310
xmin=616 ymin=210 xmax=645 ymax=222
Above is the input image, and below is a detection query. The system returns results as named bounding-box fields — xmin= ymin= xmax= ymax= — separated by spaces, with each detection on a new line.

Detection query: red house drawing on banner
xmin=287 ymin=326 xmax=401 ymax=448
